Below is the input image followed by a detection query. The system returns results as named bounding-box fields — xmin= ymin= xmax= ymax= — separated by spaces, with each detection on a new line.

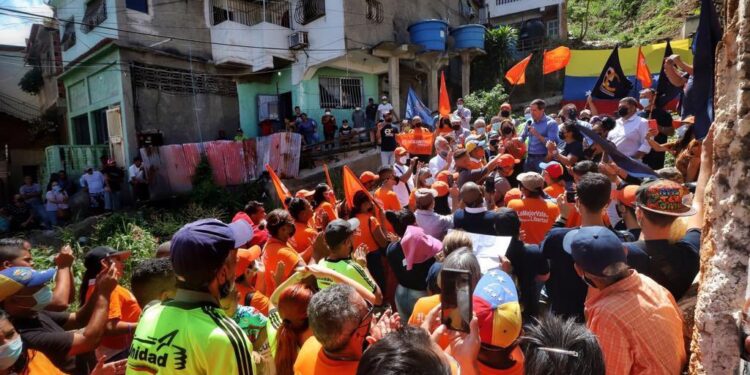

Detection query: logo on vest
xmin=130 ymin=330 xmax=187 ymax=370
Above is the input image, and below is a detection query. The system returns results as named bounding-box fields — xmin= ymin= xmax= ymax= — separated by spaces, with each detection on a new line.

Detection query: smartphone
xmin=441 ymin=268 xmax=473 ymax=332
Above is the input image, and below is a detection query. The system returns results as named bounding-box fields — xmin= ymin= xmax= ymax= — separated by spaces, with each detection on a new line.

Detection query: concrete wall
xmin=0 ymin=47 xmax=39 ymax=111
xmin=486 ymin=0 xmax=562 ymax=19
xmin=54 ymin=0 xmax=119 ymax=63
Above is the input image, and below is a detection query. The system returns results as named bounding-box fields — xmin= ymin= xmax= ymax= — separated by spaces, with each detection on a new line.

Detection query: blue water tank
xmin=408 ymin=19 xmax=449 ymax=52
xmin=451 ymin=24 xmax=486 ymax=50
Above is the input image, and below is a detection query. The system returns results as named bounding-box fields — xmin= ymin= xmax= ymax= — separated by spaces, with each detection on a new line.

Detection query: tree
xmin=470 ymin=26 xmax=518 ymax=91
xmin=462 ymin=83 xmax=508 ymax=118
xmin=689 ymin=0 xmax=749 ymax=373
xmin=18 ymin=66 xmax=43 ymax=95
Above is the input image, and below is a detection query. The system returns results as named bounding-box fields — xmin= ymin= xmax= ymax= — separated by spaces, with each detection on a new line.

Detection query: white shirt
xmin=45 ymin=190 xmax=68 ymax=211
xmin=415 ymin=209 xmax=453 ymax=240
xmin=129 ymin=164 xmax=147 ymax=183
xmin=392 ymin=163 xmax=414 ymax=207
xmin=377 ymin=103 xmax=393 ymax=120
xmin=454 ymin=107 xmax=472 ymax=130
xmin=428 ymin=155 xmax=453 ymax=177
xmin=80 ymin=171 xmax=106 ymax=194
xmin=607 ymin=115 xmax=651 ymax=157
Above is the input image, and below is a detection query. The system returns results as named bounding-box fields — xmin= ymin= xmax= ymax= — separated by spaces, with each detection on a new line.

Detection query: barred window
xmin=319 ymin=77 xmax=363 ymax=109
xmin=547 ymin=20 xmax=559 ymax=38
xmin=130 ymin=63 xmax=237 ymax=97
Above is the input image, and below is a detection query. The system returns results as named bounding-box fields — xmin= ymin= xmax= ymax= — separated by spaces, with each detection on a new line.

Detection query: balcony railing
xmin=294 ymin=0 xmax=325 ymax=25
xmin=210 ymin=0 xmax=291 ymax=28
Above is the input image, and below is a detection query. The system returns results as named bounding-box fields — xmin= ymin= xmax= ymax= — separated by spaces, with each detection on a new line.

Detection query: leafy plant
xmin=18 ymin=67 xmax=44 ymax=95
xmin=463 ymin=83 xmax=509 ymax=118
xmin=470 ymin=26 xmax=519 ymax=91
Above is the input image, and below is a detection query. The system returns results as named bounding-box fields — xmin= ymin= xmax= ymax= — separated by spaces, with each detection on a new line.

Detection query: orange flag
xmin=505 ymin=53 xmax=532 ymax=86
xmin=396 ymin=128 xmax=435 ymax=156
xmin=636 ymin=47 xmax=652 ymax=88
xmin=542 ymin=46 xmax=571 ymax=74
xmin=342 ymin=165 xmax=377 ymax=209
xmin=439 ymin=71 xmax=451 ymax=117
xmin=323 ymin=163 xmax=336 ymax=201
xmin=265 ymin=164 xmax=291 ymax=209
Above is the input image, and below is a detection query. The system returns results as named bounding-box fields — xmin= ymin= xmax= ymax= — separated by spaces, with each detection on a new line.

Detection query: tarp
xmin=563 ymin=39 xmax=693 ymax=114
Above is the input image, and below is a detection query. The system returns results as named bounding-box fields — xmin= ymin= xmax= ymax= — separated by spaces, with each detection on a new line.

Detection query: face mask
xmin=524 ymin=114 xmax=532 ymax=121
xmin=439 ymin=150 xmax=449 ymax=158
xmin=617 ymin=107 xmax=630 ymax=117
xmin=580 ymin=274 xmax=597 ymax=289
xmin=324 ymin=112 xmax=331 ymax=116
xmin=457 ymin=105 xmax=464 ymax=110
xmin=475 ymin=127 xmax=485 ymax=135
xmin=398 ymin=156 xmax=408 ymax=165
xmin=0 ymin=336 xmax=22 ymax=371
xmin=53 ymin=186 xmax=62 ymax=192
xmin=639 ymin=98 xmax=650 ymax=108
xmin=30 ymin=286 xmax=53 ymax=311
xmin=501 ymin=126 xmax=513 ymax=135
xmin=424 ymin=177 xmax=435 ymax=186
xmin=355 ymin=107 xmax=361 ymax=111
xmin=500 ymin=110 xmax=510 ymax=118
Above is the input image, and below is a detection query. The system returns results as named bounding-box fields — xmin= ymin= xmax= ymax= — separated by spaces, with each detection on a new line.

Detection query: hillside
xmin=566 ymin=0 xmax=700 ymax=46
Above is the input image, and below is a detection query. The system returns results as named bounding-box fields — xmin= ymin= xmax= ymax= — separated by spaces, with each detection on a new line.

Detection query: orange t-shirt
xmin=566 ymin=210 xmax=612 ymax=228
xmin=237 ymin=283 xmax=271 ymax=316
xmin=353 ymin=213 xmax=381 ymax=253
xmin=263 ymin=237 xmax=303 ymax=295
xmin=85 ymin=282 xmax=142 ymax=350
xmin=408 ymin=295 xmax=451 ymax=349
xmin=313 ymin=202 xmax=338 ymax=229
xmin=543 ymin=183 xmax=565 ymax=200
xmin=27 ymin=349 xmax=66 ymax=375
xmin=374 ymin=188 xmax=402 ymax=211
xmin=506 ymin=198 xmax=559 ymax=245
xmin=291 ymin=221 xmax=318 ymax=262
xmin=476 ymin=347 xmax=525 ymax=375
xmin=293 ymin=337 xmax=359 ymax=375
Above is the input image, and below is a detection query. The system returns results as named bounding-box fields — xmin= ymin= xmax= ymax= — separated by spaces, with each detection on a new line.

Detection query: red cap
xmin=295 ymin=189 xmax=315 ymax=198
xmin=612 ymin=185 xmax=639 ymax=208
xmin=395 ymin=147 xmax=408 ymax=157
xmin=359 ymin=171 xmax=378 ymax=185
xmin=436 ymin=170 xmax=452 ymax=184
xmin=540 ymin=161 xmax=564 ymax=179
xmin=235 ymin=246 xmax=261 ymax=279
xmin=498 ymin=154 xmax=520 ymax=168
xmin=431 ymin=181 xmax=449 ymax=197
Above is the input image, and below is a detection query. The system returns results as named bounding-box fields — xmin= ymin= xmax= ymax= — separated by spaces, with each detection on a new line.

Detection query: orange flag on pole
xmin=438 ymin=71 xmax=451 ymax=117
xmin=542 ymin=46 xmax=571 ymax=74
xmin=323 ymin=163 xmax=336 ymax=202
xmin=265 ymin=164 xmax=291 ymax=209
xmin=505 ymin=53 xmax=532 ymax=86
xmin=635 ymin=47 xmax=652 ymax=88
xmin=342 ymin=165 xmax=377 ymax=209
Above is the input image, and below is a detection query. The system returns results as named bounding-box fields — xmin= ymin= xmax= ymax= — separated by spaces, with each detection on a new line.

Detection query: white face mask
xmin=0 ymin=335 xmax=22 ymax=371
xmin=398 ymin=156 xmax=408 ymax=165
xmin=355 ymin=107 xmax=361 ymax=111
xmin=457 ymin=104 xmax=464 ymax=110
xmin=639 ymin=98 xmax=650 ymax=108
xmin=424 ymin=177 xmax=435 ymax=186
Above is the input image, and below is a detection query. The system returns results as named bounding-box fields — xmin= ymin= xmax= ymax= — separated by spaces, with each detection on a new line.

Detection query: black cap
xmin=84 ymin=246 xmax=131 ymax=271
xmin=324 ymin=218 xmax=360 ymax=249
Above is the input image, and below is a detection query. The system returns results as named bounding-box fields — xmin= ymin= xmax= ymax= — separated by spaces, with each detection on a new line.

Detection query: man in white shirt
xmin=80 ymin=165 xmax=106 ymax=209
xmin=413 ymin=189 xmax=453 ymax=240
xmin=453 ymin=97 xmax=472 ymax=130
xmin=429 ymin=136 xmax=453 ymax=177
xmin=377 ymin=95 xmax=394 ymax=121
xmin=607 ymin=97 xmax=651 ymax=159
xmin=392 ymin=147 xmax=415 ymax=207
xmin=129 ymin=156 xmax=150 ymax=202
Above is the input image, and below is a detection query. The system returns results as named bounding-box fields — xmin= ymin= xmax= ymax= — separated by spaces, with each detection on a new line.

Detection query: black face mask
xmin=500 ymin=110 xmax=510 ymax=118
xmin=559 ymin=130 xmax=566 ymax=140
xmin=617 ymin=107 xmax=630 ymax=117
xmin=501 ymin=126 xmax=513 ymax=135
xmin=452 ymin=125 xmax=461 ymax=130
xmin=489 ymin=140 xmax=499 ymax=147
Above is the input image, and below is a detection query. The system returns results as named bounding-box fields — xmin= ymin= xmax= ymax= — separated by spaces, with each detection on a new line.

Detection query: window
xmin=294 ymin=0 xmax=325 ymax=25
xmin=61 ymin=18 xmax=76 ymax=51
xmin=319 ymin=77 xmax=363 ymax=109
xmin=92 ymin=108 xmax=110 ymax=144
xmin=82 ymin=0 xmax=107 ymax=33
xmin=126 ymin=0 xmax=148 ymax=13
xmin=547 ymin=19 xmax=559 ymax=38
xmin=131 ymin=62 xmax=237 ymax=97
xmin=72 ymin=114 xmax=90 ymax=145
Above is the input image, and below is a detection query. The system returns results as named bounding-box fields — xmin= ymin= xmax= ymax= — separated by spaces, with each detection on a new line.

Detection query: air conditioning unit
xmin=288 ymin=31 xmax=309 ymax=50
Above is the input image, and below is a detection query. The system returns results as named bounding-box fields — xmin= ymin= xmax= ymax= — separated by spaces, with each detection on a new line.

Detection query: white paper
xmin=447 ymin=230 xmax=512 ymax=274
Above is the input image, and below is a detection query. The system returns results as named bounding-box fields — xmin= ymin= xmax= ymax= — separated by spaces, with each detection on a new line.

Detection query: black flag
xmin=591 ymin=46 xmax=633 ymax=100
xmin=654 ymin=41 xmax=683 ymax=108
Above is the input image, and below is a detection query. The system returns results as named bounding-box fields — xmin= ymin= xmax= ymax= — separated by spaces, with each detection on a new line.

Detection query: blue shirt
xmin=521 ymin=115 xmax=560 ymax=155
xmin=297 ymin=119 xmax=317 ymax=137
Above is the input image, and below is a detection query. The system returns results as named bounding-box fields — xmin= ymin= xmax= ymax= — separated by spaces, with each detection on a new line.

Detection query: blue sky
xmin=0 ymin=0 xmax=54 ymax=46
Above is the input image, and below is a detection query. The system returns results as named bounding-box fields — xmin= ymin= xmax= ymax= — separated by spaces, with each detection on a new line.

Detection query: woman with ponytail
xmin=273 ymin=283 xmax=315 ymax=375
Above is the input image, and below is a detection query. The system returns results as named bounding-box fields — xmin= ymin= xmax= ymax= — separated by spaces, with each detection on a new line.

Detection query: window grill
xmin=319 ymin=76 xmax=363 ymax=109
xmin=131 ymin=63 xmax=237 ymax=97
xmin=294 ymin=0 xmax=325 ymax=25
xmin=546 ymin=19 xmax=559 ymax=38
xmin=61 ymin=18 xmax=76 ymax=51
xmin=210 ymin=0 xmax=290 ymax=28
xmin=81 ymin=0 xmax=107 ymax=34
xmin=366 ymin=0 xmax=383 ymax=23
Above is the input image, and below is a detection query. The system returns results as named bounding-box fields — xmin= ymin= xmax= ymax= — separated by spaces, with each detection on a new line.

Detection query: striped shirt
xmin=585 ymin=270 xmax=686 ymax=375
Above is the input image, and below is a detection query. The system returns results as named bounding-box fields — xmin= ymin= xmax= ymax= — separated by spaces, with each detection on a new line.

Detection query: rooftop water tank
xmin=450 ymin=24 xmax=486 ymax=50
xmin=408 ymin=19 xmax=449 ymax=52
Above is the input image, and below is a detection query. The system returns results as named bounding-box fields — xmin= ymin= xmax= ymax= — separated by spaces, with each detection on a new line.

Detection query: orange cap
xmin=612 ymin=185 xmax=639 ymax=208
xmin=295 ymin=189 xmax=315 ymax=198
xmin=498 ymin=154 xmax=520 ymax=168
xmin=235 ymin=246 xmax=261 ymax=279
xmin=437 ymin=170 xmax=452 ymax=184
xmin=359 ymin=171 xmax=378 ymax=185
xmin=395 ymin=147 xmax=408 ymax=157
xmin=503 ymin=188 xmax=523 ymax=206
xmin=431 ymin=181 xmax=449 ymax=197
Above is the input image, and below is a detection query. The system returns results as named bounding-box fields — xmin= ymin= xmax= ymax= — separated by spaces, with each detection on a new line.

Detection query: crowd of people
xmin=0 ymin=86 xmax=712 ymax=375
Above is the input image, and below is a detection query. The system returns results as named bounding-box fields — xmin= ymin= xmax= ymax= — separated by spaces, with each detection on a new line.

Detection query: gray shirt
xmin=415 ymin=210 xmax=453 ymax=240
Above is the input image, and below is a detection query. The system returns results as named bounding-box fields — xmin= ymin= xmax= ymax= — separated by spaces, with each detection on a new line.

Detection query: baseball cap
xmin=539 ymin=161 xmax=564 ymax=179
xmin=503 ymin=188 xmax=523 ymax=205
xmin=473 ymin=269 xmax=522 ymax=348
xmin=436 ymin=170 xmax=454 ymax=185
xmin=395 ymin=147 xmax=408 ymax=157
xmin=171 ymin=219 xmax=254 ymax=285
xmin=235 ymin=246 xmax=262 ymax=279
xmin=0 ymin=267 xmax=56 ymax=301
xmin=401 ymin=226 xmax=442 ymax=270
xmin=325 ymin=218 xmax=360 ymax=249
xmin=498 ymin=154 xmax=520 ymax=168
xmin=465 ymin=141 xmax=484 ymax=155
xmin=563 ymin=226 xmax=626 ymax=277
xmin=359 ymin=171 xmax=378 ymax=185
xmin=493 ymin=175 xmax=512 ymax=199
xmin=612 ymin=185 xmax=639 ymax=208
xmin=84 ymin=246 xmax=131 ymax=271
xmin=635 ymin=179 xmax=696 ymax=216
xmin=414 ymin=188 xmax=437 ymax=207
xmin=517 ymin=172 xmax=545 ymax=192
xmin=381 ymin=95 xmax=388 ymax=100
xmin=295 ymin=189 xmax=315 ymax=198
xmin=431 ymin=181 xmax=449 ymax=197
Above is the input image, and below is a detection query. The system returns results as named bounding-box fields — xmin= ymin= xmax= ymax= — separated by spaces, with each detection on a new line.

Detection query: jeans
xmin=395 ymin=285 xmax=428 ymax=322
xmin=44 ymin=210 xmax=57 ymax=227
xmin=380 ymin=151 xmax=394 ymax=167
xmin=524 ymin=154 xmax=547 ymax=173
xmin=104 ymin=190 xmax=121 ymax=211
xmin=366 ymin=251 xmax=387 ymax=296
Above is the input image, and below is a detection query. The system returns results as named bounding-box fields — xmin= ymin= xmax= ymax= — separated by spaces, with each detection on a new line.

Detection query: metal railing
xmin=210 ymin=0 xmax=291 ymax=28
xmin=294 ymin=0 xmax=325 ymax=25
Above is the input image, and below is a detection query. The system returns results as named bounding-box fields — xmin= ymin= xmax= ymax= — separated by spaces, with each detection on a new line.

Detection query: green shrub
xmin=463 ymin=84 xmax=509 ymax=119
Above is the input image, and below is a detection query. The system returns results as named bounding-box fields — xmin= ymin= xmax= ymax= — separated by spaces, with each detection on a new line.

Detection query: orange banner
xmin=343 ymin=165 xmax=377 ymax=209
xmin=396 ymin=128 xmax=435 ymax=156
xmin=265 ymin=164 xmax=291 ymax=209
xmin=636 ymin=47 xmax=652 ymax=88
xmin=543 ymin=46 xmax=571 ymax=74
xmin=505 ymin=53 xmax=533 ymax=85
xmin=439 ymin=71 xmax=451 ymax=117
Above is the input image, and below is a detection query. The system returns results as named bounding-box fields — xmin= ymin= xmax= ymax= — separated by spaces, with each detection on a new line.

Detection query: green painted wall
xmin=238 ymin=67 xmax=379 ymax=137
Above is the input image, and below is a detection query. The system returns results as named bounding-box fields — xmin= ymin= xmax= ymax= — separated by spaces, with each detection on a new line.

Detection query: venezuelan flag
xmin=563 ymin=39 xmax=694 ymax=114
